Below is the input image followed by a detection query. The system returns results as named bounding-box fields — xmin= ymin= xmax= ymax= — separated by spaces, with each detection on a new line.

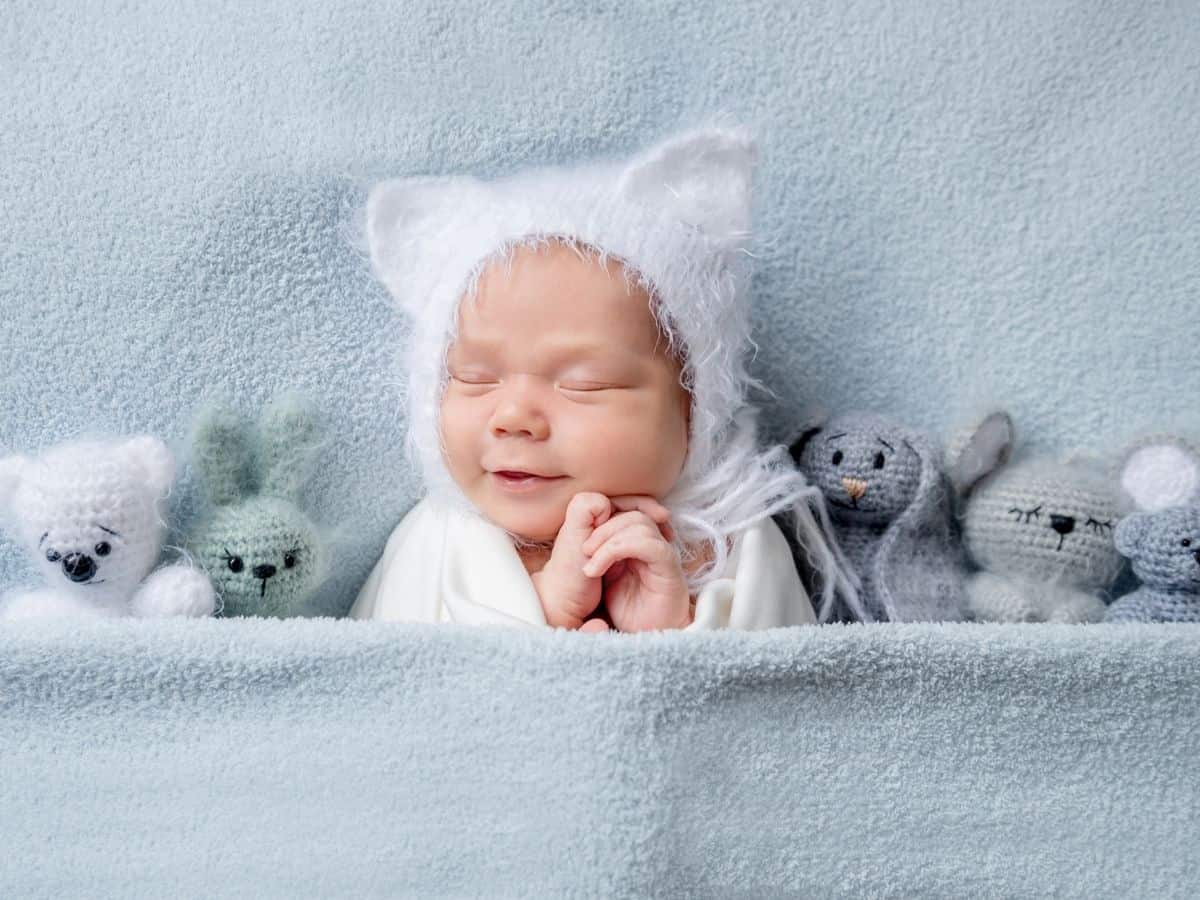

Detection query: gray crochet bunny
xmin=952 ymin=413 xmax=1123 ymax=623
xmin=789 ymin=411 xmax=967 ymax=623
xmin=1106 ymin=436 xmax=1200 ymax=623
xmin=187 ymin=395 xmax=330 ymax=618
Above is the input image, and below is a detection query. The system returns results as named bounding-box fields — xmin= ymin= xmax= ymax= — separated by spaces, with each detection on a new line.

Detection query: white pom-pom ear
xmin=946 ymin=411 xmax=1015 ymax=497
xmin=1118 ymin=436 xmax=1200 ymax=512
xmin=617 ymin=128 xmax=757 ymax=243
xmin=366 ymin=175 xmax=490 ymax=303
xmin=0 ymin=454 xmax=29 ymax=520
xmin=121 ymin=436 xmax=176 ymax=497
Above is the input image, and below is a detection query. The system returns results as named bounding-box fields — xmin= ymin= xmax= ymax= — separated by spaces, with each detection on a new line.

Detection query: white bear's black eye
xmin=94 ymin=542 xmax=111 ymax=557
xmin=45 ymin=549 xmax=62 ymax=563
xmin=831 ymin=450 xmax=844 ymax=466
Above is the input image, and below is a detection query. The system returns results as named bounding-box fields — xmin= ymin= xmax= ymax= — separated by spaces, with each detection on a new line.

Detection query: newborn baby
xmin=350 ymin=127 xmax=857 ymax=631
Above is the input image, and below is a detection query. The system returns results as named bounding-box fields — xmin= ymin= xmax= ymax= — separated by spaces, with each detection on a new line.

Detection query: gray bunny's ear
xmin=257 ymin=394 xmax=323 ymax=501
xmin=1118 ymin=435 xmax=1200 ymax=512
xmin=786 ymin=402 xmax=830 ymax=462
xmin=191 ymin=403 xmax=253 ymax=506
xmin=947 ymin=411 xmax=1014 ymax=497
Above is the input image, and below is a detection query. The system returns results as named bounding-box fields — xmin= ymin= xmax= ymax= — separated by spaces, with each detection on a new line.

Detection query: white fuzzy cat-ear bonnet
xmin=364 ymin=127 xmax=757 ymax=510
xmin=361 ymin=127 xmax=858 ymax=608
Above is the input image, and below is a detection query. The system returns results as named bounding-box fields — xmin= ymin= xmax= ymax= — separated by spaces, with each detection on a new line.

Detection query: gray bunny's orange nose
xmin=842 ymin=477 xmax=869 ymax=501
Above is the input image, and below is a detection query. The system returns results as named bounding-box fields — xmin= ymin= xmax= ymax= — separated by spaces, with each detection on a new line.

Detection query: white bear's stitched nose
xmin=62 ymin=553 xmax=97 ymax=583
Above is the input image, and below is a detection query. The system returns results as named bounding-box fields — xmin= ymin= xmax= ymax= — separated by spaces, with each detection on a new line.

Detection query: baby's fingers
xmin=582 ymin=512 xmax=662 ymax=556
xmin=582 ymin=531 xmax=677 ymax=579
xmin=608 ymin=495 xmax=671 ymax=525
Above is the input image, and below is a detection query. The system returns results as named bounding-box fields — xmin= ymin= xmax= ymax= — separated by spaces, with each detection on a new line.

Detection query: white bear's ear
xmin=947 ymin=411 xmax=1015 ymax=497
xmin=0 ymin=454 xmax=29 ymax=520
xmin=617 ymin=128 xmax=757 ymax=244
xmin=120 ymin=436 xmax=176 ymax=498
xmin=366 ymin=175 xmax=490 ymax=305
xmin=1118 ymin=435 xmax=1200 ymax=512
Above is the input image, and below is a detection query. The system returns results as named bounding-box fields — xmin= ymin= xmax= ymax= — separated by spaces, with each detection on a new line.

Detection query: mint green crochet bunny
xmin=187 ymin=395 xmax=329 ymax=618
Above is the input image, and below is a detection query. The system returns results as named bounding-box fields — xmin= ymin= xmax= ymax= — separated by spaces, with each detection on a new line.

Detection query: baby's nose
xmin=842 ymin=477 xmax=869 ymax=501
xmin=490 ymin=389 xmax=550 ymax=439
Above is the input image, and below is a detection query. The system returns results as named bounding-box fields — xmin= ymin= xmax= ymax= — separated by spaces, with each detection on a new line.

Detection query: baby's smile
xmin=438 ymin=239 xmax=691 ymax=543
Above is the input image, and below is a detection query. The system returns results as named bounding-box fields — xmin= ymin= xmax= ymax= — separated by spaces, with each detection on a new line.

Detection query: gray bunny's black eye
xmin=873 ymin=452 xmax=886 ymax=470
xmin=831 ymin=450 xmax=844 ymax=466
xmin=1183 ymin=538 xmax=1193 ymax=548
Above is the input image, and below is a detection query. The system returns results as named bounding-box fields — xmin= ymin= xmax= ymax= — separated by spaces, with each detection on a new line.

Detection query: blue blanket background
xmin=2 ymin=3 xmax=1200 ymax=896
xmin=2 ymin=0 xmax=1197 ymax=615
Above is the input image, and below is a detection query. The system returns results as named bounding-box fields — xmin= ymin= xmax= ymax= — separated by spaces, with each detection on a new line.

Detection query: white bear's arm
xmin=131 ymin=564 xmax=217 ymax=619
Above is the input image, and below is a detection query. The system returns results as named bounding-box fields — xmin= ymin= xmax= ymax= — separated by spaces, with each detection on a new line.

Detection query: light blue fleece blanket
xmin=2 ymin=1 xmax=1200 ymax=895
xmin=2 ymin=619 xmax=1198 ymax=898
xmin=1 ymin=0 xmax=1198 ymax=613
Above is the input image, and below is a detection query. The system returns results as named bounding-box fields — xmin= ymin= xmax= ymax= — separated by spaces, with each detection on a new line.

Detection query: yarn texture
xmin=955 ymin=414 xmax=1121 ymax=624
xmin=186 ymin=396 xmax=330 ymax=618
xmin=790 ymin=411 xmax=966 ymax=623
xmin=1106 ymin=436 xmax=1200 ymax=623
xmin=0 ymin=436 xmax=215 ymax=620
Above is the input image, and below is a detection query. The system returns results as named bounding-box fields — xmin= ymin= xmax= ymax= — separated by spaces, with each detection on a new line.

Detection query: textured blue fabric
xmin=2 ymin=0 xmax=1199 ymax=615
xmin=1 ymin=618 xmax=1198 ymax=898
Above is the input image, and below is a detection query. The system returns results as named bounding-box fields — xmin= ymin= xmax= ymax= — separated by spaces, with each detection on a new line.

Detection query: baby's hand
xmin=531 ymin=492 xmax=613 ymax=630
xmin=581 ymin=500 xmax=691 ymax=633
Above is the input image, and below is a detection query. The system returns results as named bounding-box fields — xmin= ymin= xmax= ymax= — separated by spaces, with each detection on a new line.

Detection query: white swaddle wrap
xmin=349 ymin=497 xmax=816 ymax=629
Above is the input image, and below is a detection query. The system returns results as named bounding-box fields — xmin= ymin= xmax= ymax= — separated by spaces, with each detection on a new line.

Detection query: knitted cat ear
xmin=257 ymin=394 xmax=322 ymax=501
xmin=947 ymin=411 xmax=1015 ymax=496
xmin=120 ymin=436 xmax=175 ymax=498
xmin=0 ymin=454 xmax=29 ymax=521
xmin=192 ymin=404 xmax=253 ymax=507
xmin=366 ymin=175 xmax=490 ymax=307
xmin=1118 ymin=435 xmax=1200 ymax=512
xmin=617 ymin=128 xmax=756 ymax=243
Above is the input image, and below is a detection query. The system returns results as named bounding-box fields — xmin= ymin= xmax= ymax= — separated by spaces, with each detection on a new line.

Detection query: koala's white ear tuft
xmin=366 ymin=175 xmax=489 ymax=305
xmin=121 ymin=436 xmax=176 ymax=497
xmin=617 ymin=128 xmax=757 ymax=244
xmin=947 ymin=411 xmax=1015 ymax=497
xmin=1118 ymin=435 xmax=1200 ymax=512
xmin=0 ymin=454 xmax=29 ymax=519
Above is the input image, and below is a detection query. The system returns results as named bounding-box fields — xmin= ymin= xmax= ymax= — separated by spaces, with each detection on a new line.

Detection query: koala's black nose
xmin=253 ymin=564 xmax=277 ymax=580
xmin=1050 ymin=515 xmax=1076 ymax=536
xmin=62 ymin=553 xmax=97 ymax=583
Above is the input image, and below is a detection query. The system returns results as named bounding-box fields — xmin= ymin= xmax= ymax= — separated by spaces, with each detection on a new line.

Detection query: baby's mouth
xmin=491 ymin=471 xmax=565 ymax=489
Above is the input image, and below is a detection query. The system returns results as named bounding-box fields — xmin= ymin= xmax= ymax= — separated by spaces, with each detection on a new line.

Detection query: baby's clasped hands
xmin=531 ymin=492 xmax=691 ymax=633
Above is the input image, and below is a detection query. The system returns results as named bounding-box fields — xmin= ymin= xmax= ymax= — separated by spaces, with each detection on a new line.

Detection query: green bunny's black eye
xmin=283 ymin=552 xmax=297 ymax=569
xmin=223 ymin=549 xmax=244 ymax=574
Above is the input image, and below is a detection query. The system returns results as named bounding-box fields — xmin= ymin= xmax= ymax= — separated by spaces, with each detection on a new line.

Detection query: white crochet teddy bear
xmin=0 ymin=436 xmax=216 ymax=620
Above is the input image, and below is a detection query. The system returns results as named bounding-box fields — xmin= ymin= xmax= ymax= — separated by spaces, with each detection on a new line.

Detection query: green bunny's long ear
xmin=257 ymin=393 xmax=323 ymax=501
xmin=191 ymin=403 xmax=254 ymax=507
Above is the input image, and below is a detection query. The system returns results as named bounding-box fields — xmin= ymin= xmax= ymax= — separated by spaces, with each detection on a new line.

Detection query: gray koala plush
xmin=1106 ymin=436 xmax=1200 ymax=623
xmin=952 ymin=413 xmax=1123 ymax=623
xmin=789 ymin=411 xmax=967 ymax=623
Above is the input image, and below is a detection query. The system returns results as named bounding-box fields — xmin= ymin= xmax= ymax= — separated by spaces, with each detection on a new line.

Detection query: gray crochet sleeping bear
xmin=953 ymin=412 xmax=1123 ymax=623
xmin=1106 ymin=436 xmax=1200 ymax=623
xmin=789 ymin=412 xmax=967 ymax=623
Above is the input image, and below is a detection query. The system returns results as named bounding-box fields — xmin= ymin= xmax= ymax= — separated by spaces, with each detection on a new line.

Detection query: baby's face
xmin=440 ymin=241 xmax=690 ymax=542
